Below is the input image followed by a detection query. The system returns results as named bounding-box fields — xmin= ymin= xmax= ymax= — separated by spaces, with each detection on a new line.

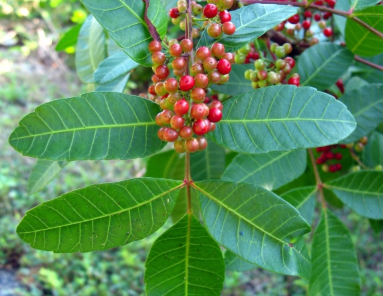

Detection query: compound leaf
xmin=17 ymin=178 xmax=183 ymax=253
xmin=9 ymin=92 xmax=166 ymax=161
xmin=324 ymin=171 xmax=383 ymax=219
xmin=145 ymin=214 xmax=225 ymax=296
xmin=222 ymin=150 xmax=307 ymax=191
xmin=209 ymin=85 xmax=356 ymax=154
xmin=194 ymin=181 xmax=312 ymax=279
xmin=309 ymin=209 xmax=360 ymax=296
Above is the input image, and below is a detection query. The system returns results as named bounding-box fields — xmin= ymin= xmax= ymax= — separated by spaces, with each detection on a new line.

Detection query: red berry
xmin=194 ymin=73 xmax=209 ymax=89
xmin=155 ymin=65 xmax=170 ymax=80
xmin=148 ymin=41 xmax=162 ymax=53
xmin=284 ymin=57 xmax=295 ymax=68
xmin=302 ymin=20 xmax=311 ymax=30
xmin=172 ymin=57 xmax=186 ymax=70
xmin=222 ymin=22 xmax=235 ymax=35
xmin=193 ymin=119 xmax=209 ymax=135
xmin=209 ymin=100 xmax=223 ymax=111
xmin=207 ymin=23 xmax=223 ymax=38
xmin=152 ymin=51 xmax=166 ymax=65
xmin=323 ymin=12 xmax=332 ymax=20
xmin=196 ymin=46 xmax=211 ymax=61
xmin=191 ymin=62 xmax=204 ymax=76
xmin=304 ymin=11 xmax=312 ymax=18
xmin=203 ymin=4 xmax=218 ymax=18
xmin=169 ymin=7 xmax=180 ymax=18
xmin=158 ymin=127 xmax=166 ymax=141
xmin=335 ymin=153 xmax=343 ymax=160
xmin=174 ymin=140 xmax=186 ymax=153
xmin=163 ymin=127 xmax=179 ymax=142
xmin=207 ymin=107 xmax=222 ymax=122
xmin=326 ymin=0 xmax=336 ymax=8
xmin=329 ymin=164 xmax=337 ymax=173
xmin=336 ymin=163 xmax=342 ymax=170
xmin=185 ymin=138 xmax=199 ymax=153
xmin=210 ymin=122 xmax=216 ymax=132
xmin=223 ymin=52 xmax=235 ymax=64
xmin=219 ymin=10 xmax=231 ymax=23
xmin=191 ymin=104 xmax=207 ymax=120
xmin=274 ymin=23 xmax=285 ymax=32
xmin=148 ymin=85 xmax=157 ymax=96
xmin=170 ymin=115 xmax=185 ymax=130
xmin=179 ymin=75 xmax=195 ymax=91
xmin=169 ymin=44 xmax=182 ymax=57
xmin=314 ymin=0 xmax=324 ymax=5
xmin=174 ymin=99 xmax=190 ymax=115
xmin=164 ymin=78 xmax=179 ymax=93
xmin=191 ymin=87 xmax=206 ymax=103
xmin=180 ymin=39 xmax=193 ymax=52
xmin=340 ymin=144 xmax=347 ymax=149
xmin=287 ymin=77 xmax=300 ymax=86
xmin=316 ymin=147 xmax=323 ymax=152
xmin=197 ymin=136 xmax=208 ymax=151
xmin=323 ymin=27 xmax=333 ymax=37
xmin=211 ymin=43 xmax=225 ymax=59
xmin=314 ymin=13 xmax=321 ymax=21
xmin=288 ymin=14 xmax=300 ymax=24
xmin=316 ymin=157 xmax=325 ymax=164
xmin=216 ymin=59 xmax=231 ymax=75
xmin=203 ymin=57 xmax=218 ymax=72
xmin=180 ymin=126 xmax=193 ymax=139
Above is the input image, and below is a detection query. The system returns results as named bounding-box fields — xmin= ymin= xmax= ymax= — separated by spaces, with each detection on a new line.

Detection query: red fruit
xmin=302 ymin=20 xmax=311 ymax=30
xmin=314 ymin=0 xmax=324 ymax=5
xmin=209 ymin=100 xmax=223 ymax=111
xmin=160 ymin=110 xmax=173 ymax=124
xmin=208 ymin=23 xmax=223 ymax=38
xmin=336 ymin=163 xmax=342 ymax=170
xmin=340 ymin=144 xmax=347 ymax=149
xmin=155 ymin=65 xmax=170 ymax=80
xmin=316 ymin=157 xmax=325 ymax=164
xmin=152 ymin=51 xmax=166 ymax=65
xmin=196 ymin=46 xmax=211 ymax=61
xmin=148 ymin=41 xmax=162 ymax=53
xmin=316 ymin=147 xmax=323 ymax=152
xmin=203 ymin=57 xmax=218 ymax=72
xmin=174 ymin=99 xmax=189 ymax=115
xmin=288 ymin=14 xmax=300 ymax=24
xmin=203 ymin=4 xmax=218 ymax=18
xmin=329 ymin=164 xmax=337 ymax=173
xmin=185 ymin=138 xmax=199 ymax=153
xmin=326 ymin=152 xmax=334 ymax=159
xmin=326 ymin=0 xmax=336 ymax=8
xmin=179 ymin=126 xmax=193 ymax=139
xmin=219 ymin=10 xmax=232 ymax=23
xmin=194 ymin=73 xmax=209 ymax=88
xmin=180 ymin=39 xmax=193 ymax=52
xmin=174 ymin=140 xmax=186 ymax=153
xmin=202 ymin=119 xmax=211 ymax=131
xmin=314 ymin=13 xmax=321 ymax=21
xmin=148 ymin=85 xmax=157 ymax=96
xmin=222 ymin=22 xmax=235 ymax=35
xmin=274 ymin=23 xmax=285 ymax=32
xmin=323 ymin=27 xmax=333 ymax=37
xmin=197 ymin=136 xmax=208 ymax=151
xmin=216 ymin=59 xmax=231 ymax=75
xmin=211 ymin=43 xmax=225 ymax=59
xmin=287 ymin=77 xmax=300 ymax=86
xmin=336 ymin=79 xmax=344 ymax=93
xmin=164 ymin=78 xmax=179 ymax=93
xmin=191 ymin=103 xmax=207 ymax=120
xmin=223 ymin=52 xmax=235 ymax=64
xmin=284 ymin=57 xmax=295 ymax=68
xmin=169 ymin=7 xmax=180 ymax=18
xmin=169 ymin=43 xmax=182 ymax=57
xmin=179 ymin=75 xmax=195 ymax=91
xmin=208 ymin=71 xmax=221 ymax=84
xmin=193 ymin=119 xmax=209 ymax=135
xmin=191 ymin=62 xmax=204 ymax=76
xmin=304 ymin=11 xmax=312 ymax=18
xmin=207 ymin=107 xmax=222 ymax=122
xmin=163 ymin=128 xmax=179 ymax=142
xmin=323 ymin=12 xmax=332 ymax=20
xmin=170 ymin=115 xmax=185 ymax=129
xmin=335 ymin=153 xmax=343 ymax=160
xmin=210 ymin=122 xmax=216 ymax=132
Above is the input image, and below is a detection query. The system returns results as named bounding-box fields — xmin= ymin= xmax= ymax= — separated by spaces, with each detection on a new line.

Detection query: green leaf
xmin=210 ymin=64 xmax=254 ymax=96
xmin=280 ymin=186 xmax=317 ymax=225
xmin=362 ymin=131 xmax=383 ymax=168
xmin=309 ymin=209 xmax=360 ymax=296
xmin=95 ymin=74 xmax=130 ymax=93
xmin=354 ymin=53 xmax=383 ymax=84
xmin=108 ymin=38 xmax=122 ymax=56
xmin=324 ymin=171 xmax=383 ymax=219
xmin=225 ymin=250 xmax=257 ymax=272
xmin=352 ymin=0 xmax=381 ymax=11
xmin=81 ymin=0 xmax=168 ymax=66
xmin=17 ymin=178 xmax=183 ymax=253
xmin=209 ymin=85 xmax=356 ymax=154
xmin=369 ymin=218 xmax=383 ymax=234
xmin=55 ymin=24 xmax=82 ymax=51
xmin=344 ymin=76 xmax=368 ymax=93
xmin=28 ymin=160 xmax=67 ymax=195
xmin=222 ymin=150 xmax=307 ymax=191
xmin=9 ymin=92 xmax=166 ymax=161
xmin=75 ymin=15 xmax=106 ymax=83
xmin=145 ymin=214 xmax=225 ymax=295
xmin=334 ymin=0 xmax=350 ymax=35
xmin=94 ymin=52 xmax=138 ymax=84
xmin=197 ymin=4 xmax=297 ymax=52
xmin=345 ymin=6 xmax=383 ymax=57
xmin=339 ymin=84 xmax=383 ymax=143
xmin=193 ymin=181 xmax=311 ymax=279
xmin=298 ymin=43 xmax=354 ymax=91
xmin=145 ymin=150 xmax=184 ymax=180
xmin=190 ymin=140 xmax=226 ymax=181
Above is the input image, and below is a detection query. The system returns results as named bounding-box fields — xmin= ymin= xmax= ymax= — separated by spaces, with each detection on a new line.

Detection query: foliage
xmin=5 ymin=0 xmax=383 ymax=295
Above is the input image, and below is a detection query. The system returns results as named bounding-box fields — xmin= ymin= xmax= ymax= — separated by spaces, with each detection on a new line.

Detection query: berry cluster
xmin=351 ymin=136 xmax=368 ymax=153
xmin=315 ymin=145 xmax=345 ymax=173
xmin=273 ymin=0 xmax=336 ymax=46
xmin=168 ymin=0 xmax=236 ymax=39
xmin=234 ymin=43 xmax=260 ymax=64
xmin=242 ymin=42 xmax=299 ymax=88
xmin=146 ymin=40 xmax=233 ymax=153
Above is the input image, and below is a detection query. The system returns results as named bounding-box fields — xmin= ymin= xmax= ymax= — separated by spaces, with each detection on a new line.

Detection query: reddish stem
xmin=355 ymin=56 xmax=383 ymax=72
xmin=143 ymin=0 xmax=161 ymax=42
xmin=308 ymin=149 xmax=327 ymax=209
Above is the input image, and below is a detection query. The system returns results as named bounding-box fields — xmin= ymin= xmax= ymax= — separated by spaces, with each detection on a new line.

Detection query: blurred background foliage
xmin=0 ymin=0 xmax=382 ymax=295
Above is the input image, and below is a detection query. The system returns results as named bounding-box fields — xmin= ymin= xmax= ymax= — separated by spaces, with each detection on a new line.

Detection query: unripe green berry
xmin=270 ymin=43 xmax=278 ymax=53
xmin=354 ymin=142 xmax=364 ymax=152
xmin=238 ymin=43 xmax=251 ymax=55
xmin=258 ymin=80 xmax=268 ymax=88
xmin=244 ymin=69 xmax=252 ymax=80
xmin=375 ymin=165 xmax=383 ymax=171
xmin=267 ymin=71 xmax=279 ymax=84
xmin=249 ymin=71 xmax=258 ymax=82
xmin=322 ymin=164 xmax=329 ymax=173
xmin=234 ymin=53 xmax=246 ymax=64
xmin=283 ymin=43 xmax=292 ymax=54
xmin=275 ymin=46 xmax=286 ymax=58
xmin=275 ymin=59 xmax=286 ymax=70
xmin=255 ymin=59 xmax=265 ymax=71
xmin=352 ymin=165 xmax=361 ymax=172
xmin=251 ymin=81 xmax=258 ymax=89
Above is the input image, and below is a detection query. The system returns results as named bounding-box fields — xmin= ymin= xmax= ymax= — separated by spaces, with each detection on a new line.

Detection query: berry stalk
xmin=308 ymin=148 xmax=327 ymax=209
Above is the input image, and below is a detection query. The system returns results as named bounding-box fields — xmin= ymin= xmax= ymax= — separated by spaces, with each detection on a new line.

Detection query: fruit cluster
xmin=315 ymin=145 xmax=345 ymax=173
xmin=146 ymin=40 xmax=233 ymax=153
xmin=168 ymin=0 xmax=236 ymax=39
xmin=273 ymin=0 xmax=336 ymax=46
xmin=350 ymin=136 xmax=368 ymax=153
xmin=233 ymin=43 xmax=260 ymax=64
xmin=242 ymin=42 xmax=299 ymax=88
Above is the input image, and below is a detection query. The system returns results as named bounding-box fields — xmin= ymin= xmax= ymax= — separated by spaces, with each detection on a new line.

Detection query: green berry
xmin=234 ymin=53 xmax=246 ymax=64
xmin=238 ymin=43 xmax=251 ymax=55
xmin=254 ymin=59 xmax=265 ymax=71
xmin=270 ymin=43 xmax=278 ymax=53
xmin=244 ymin=69 xmax=252 ymax=80
xmin=267 ymin=71 xmax=278 ymax=84
xmin=375 ymin=165 xmax=383 ymax=171
xmin=275 ymin=46 xmax=286 ymax=58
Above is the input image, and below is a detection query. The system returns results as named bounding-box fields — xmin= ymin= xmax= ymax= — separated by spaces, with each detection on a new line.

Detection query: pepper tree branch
xmin=308 ymin=149 xmax=327 ymax=209
xmin=143 ymin=0 xmax=162 ymax=42
xmin=241 ymin=0 xmax=383 ymax=40
xmin=355 ymin=55 xmax=383 ymax=72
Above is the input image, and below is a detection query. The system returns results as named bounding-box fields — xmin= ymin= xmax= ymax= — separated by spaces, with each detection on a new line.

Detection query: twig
xmin=352 ymin=16 xmax=383 ymax=40
xmin=355 ymin=55 xmax=383 ymax=71
xmin=349 ymin=148 xmax=369 ymax=169
xmin=143 ymin=0 xmax=161 ymax=42
xmin=308 ymin=149 xmax=327 ymax=209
